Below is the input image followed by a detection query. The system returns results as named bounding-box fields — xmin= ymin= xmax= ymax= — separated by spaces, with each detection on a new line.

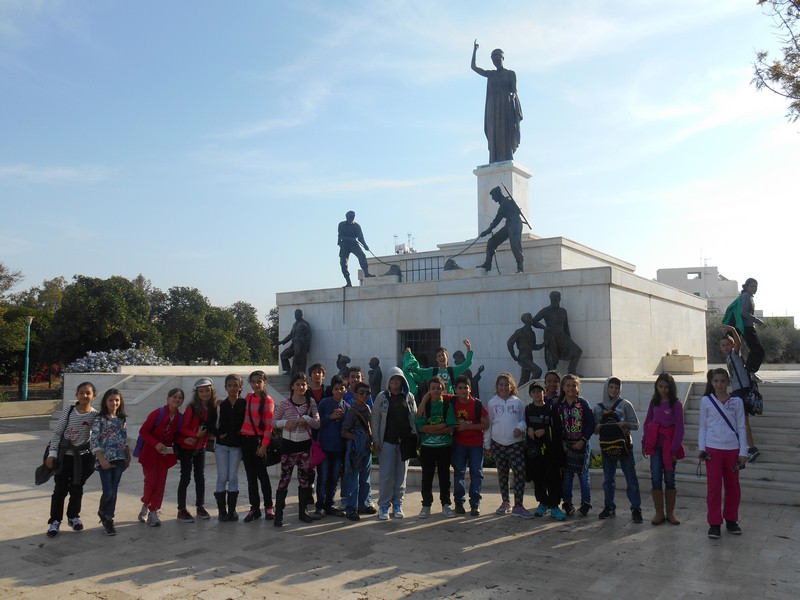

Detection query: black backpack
xmin=598 ymin=399 xmax=631 ymax=460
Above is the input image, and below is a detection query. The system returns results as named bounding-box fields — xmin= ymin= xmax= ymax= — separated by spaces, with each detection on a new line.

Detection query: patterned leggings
xmin=492 ymin=440 xmax=526 ymax=505
xmin=278 ymin=451 xmax=312 ymax=491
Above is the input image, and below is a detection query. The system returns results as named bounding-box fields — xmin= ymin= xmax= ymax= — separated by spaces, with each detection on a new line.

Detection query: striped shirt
xmin=240 ymin=392 xmax=275 ymax=446
xmin=49 ymin=405 xmax=98 ymax=457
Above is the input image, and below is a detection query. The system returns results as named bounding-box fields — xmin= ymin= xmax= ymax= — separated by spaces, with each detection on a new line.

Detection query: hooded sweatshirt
xmin=592 ymin=377 xmax=639 ymax=434
xmin=371 ymin=366 xmax=417 ymax=445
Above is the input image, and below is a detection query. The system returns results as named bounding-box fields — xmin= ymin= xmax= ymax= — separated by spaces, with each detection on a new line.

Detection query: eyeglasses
xmin=356 ymin=390 xmax=370 ymax=396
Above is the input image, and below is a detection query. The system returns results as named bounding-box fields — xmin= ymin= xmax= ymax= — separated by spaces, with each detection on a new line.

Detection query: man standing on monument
xmin=477 ymin=186 xmax=524 ymax=273
xmin=532 ymin=291 xmax=582 ymax=375
xmin=471 ymin=41 xmax=522 ymax=164
xmin=338 ymin=210 xmax=375 ymax=287
xmin=279 ymin=309 xmax=312 ymax=377
xmin=723 ymin=278 xmax=765 ymax=378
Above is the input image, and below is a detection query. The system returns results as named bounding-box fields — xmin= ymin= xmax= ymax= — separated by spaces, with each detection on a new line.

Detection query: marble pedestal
xmin=474 ymin=161 xmax=532 ymax=235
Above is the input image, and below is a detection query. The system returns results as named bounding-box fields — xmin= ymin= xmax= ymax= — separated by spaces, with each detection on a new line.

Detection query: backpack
xmin=598 ymin=399 xmax=631 ymax=460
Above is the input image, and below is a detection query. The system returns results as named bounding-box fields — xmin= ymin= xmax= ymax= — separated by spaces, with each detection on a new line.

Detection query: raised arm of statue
xmin=471 ymin=39 xmax=490 ymax=77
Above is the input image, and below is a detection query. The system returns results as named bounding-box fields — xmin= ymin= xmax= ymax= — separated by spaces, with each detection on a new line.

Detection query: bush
xmin=65 ymin=345 xmax=171 ymax=373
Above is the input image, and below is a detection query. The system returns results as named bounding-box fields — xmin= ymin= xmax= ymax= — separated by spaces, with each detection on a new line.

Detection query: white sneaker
xmin=378 ymin=506 xmax=390 ymax=521
xmin=46 ymin=521 xmax=60 ymax=538
xmin=418 ymin=506 xmax=431 ymax=519
xmin=138 ymin=504 xmax=149 ymax=523
xmin=147 ymin=510 xmax=161 ymax=527
xmin=393 ymin=505 xmax=404 ymax=519
xmin=442 ymin=504 xmax=456 ymax=518
xmin=68 ymin=517 xmax=83 ymax=531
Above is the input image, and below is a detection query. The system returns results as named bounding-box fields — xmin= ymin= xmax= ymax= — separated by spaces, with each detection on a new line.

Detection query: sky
xmin=1 ymin=0 xmax=798 ymax=325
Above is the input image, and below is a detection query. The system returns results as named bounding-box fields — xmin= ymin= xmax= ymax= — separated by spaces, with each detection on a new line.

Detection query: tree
xmin=8 ymin=276 xmax=67 ymax=312
xmin=266 ymin=306 xmax=279 ymax=355
xmin=753 ymin=0 xmax=800 ymax=121
xmin=196 ymin=306 xmax=247 ymax=365
xmin=229 ymin=301 xmax=274 ymax=364
xmin=706 ymin=315 xmax=727 ymax=363
xmin=0 ymin=262 xmax=23 ymax=298
xmin=159 ymin=287 xmax=211 ymax=364
xmin=48 ymin=275 xmax=161 ymax=363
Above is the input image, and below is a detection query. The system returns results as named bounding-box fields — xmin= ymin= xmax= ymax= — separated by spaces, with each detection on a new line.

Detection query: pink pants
xmin=705 ymin=447 xmax=741 ymax=525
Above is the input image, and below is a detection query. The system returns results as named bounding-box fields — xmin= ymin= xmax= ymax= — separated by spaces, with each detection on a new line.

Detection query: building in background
xmin=656 ymin=266 xmax=739 ymax=315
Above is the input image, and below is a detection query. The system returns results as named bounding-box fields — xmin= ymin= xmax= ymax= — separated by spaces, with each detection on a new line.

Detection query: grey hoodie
xmin=593 ymin=377 xmax=639 ymax=434
xmin=371 ymin=366 xmax=417 ymax=444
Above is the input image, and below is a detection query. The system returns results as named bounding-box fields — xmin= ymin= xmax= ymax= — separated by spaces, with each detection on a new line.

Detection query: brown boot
xmin=651 ymin=490 xmax=665 ymax=525
xmin=665 ymin=489 xmax=680 ymax=525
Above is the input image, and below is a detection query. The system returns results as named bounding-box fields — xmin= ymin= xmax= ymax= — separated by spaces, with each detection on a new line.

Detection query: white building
xmin=655 ymin=266 xmax=739 ymax=314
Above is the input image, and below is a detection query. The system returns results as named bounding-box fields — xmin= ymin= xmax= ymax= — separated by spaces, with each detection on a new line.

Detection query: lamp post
xmin=23 ymin=316 xmax=33 ymax=402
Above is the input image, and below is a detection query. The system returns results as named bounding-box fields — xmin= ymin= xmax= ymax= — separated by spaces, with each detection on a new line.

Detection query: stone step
xmin=683 ymin=423 xmax=800 ymax=447
xmin=682 ymin=411 xmax=800 ymax=429
xmin=680 ymin=440 xmax=800 ymax=465
xmin=674 ymin=459 xmax=800 ymax=485
xmin=686 ymin=395 xmax=797 ymax=413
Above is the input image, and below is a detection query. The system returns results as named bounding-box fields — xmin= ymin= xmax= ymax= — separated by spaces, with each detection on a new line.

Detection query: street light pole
xmin=23 ymin=316 xmax=33 ymax=402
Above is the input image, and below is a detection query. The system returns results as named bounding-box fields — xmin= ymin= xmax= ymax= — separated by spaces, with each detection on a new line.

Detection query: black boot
xmin=298 ymin=487 xmax=314 ymax=523
xmin=274 ymin=489 xmax=287 ymax=528
xmin=214 ymin=492 xmax=228 ymax=522
xmin=227 ymin=491 xmax=239 ymax=522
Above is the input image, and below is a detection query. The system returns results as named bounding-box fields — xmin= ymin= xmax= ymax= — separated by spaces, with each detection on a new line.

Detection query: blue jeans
xmin=342 ymin=453 xmax=372 ymax=513
xmin=98 ymin=460 xmax=126 ymax=520
xmin=451 ymin=444 xmax=484 ymax=508
xmin=649 ymin=446 xmax=676 ymax=490
xmin=378 ymin=442 xmax=408 ymax=509
xmin=215 ymin=444 xmax=242 ymax=493
xmin=316 ymin=451 xmax=343 ymax=509
xmin=562 ymin=444 xmax=591 ymax=504
xmin=602 ymin=453 xmax=641 ymax=510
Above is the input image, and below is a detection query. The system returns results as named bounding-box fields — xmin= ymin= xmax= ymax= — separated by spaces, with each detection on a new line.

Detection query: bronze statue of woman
xmin=471 ymin=40 xmax=523 ymax=163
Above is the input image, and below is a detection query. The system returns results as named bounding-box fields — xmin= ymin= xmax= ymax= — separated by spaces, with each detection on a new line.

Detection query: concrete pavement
xmin=0 ymin=416 xmax=798 ymax=599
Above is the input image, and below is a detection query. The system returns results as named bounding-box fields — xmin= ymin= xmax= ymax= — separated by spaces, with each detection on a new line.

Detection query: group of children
xmin=43 ymin=330 xmax=757 ymax=541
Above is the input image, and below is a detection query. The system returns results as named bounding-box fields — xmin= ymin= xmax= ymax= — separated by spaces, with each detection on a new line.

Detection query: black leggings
xmin=177 ymin=447 xmax=205 ymax=509
xmin=240 ymin=435 xmax=273 ymax=510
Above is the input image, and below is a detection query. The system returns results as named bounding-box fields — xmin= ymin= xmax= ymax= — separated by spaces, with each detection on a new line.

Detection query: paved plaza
xmin=0 ymin=416 xmax=797 ymax=600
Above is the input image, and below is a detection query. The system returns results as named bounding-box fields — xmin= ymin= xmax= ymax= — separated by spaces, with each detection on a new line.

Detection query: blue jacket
xmin=317 ymin=396 xmax=350 ymax=452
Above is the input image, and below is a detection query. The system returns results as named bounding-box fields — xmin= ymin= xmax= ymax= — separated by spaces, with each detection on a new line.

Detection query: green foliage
xmin=160 ymin=286 xmax=210 ymax=363
xmin=266 ymin=306 xmax=279 ymax=354
xmin=753 ymin=0 xmax=800 ymax=121
xmin=229 ymin=301 xmax=274 ymax=364
xmin=0 ymin=262 xmax=23 ymax=298
xmin=8 ymin=276 xmax=66 ymax=312
xmin=705 ymin=315 xmax=727 ymax=363
xmin=761 ymin=317 xmax=800 ymax=362
xmin=707 ymin=313 xmax=800 ymax=363
xmin=47 ymin=276 xmax=160 ymax=363
xmin=0 ymin=267 xmax=279 ymax=378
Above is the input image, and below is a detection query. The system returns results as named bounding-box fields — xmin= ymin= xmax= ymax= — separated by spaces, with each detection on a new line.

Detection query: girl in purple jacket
xmin=642 ymin=372 xmax=685 ymax=526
